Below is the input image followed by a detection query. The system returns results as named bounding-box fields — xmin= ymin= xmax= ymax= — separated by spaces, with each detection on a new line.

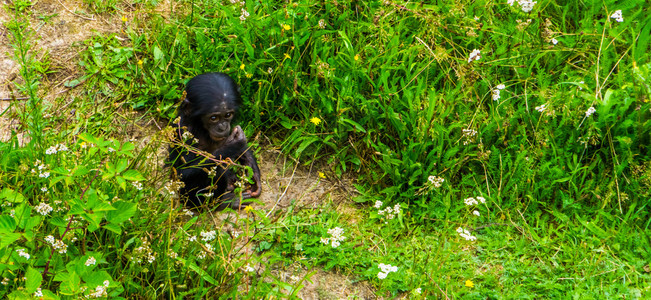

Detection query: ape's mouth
xmin=210 ymin=134 xmax=227 ymax=142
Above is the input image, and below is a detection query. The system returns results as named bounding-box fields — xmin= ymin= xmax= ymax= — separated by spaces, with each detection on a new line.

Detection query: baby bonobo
xmin=168 ymin=72 xmax=261 ymax=209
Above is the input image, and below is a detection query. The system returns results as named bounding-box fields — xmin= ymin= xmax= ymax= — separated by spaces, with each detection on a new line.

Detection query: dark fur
xmin=168 ymin=73 xmax=261 ymax=209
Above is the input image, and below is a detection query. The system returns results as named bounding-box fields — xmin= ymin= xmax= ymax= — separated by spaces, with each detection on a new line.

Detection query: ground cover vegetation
xmin=1 ymin=0 xmax=650 ymax=298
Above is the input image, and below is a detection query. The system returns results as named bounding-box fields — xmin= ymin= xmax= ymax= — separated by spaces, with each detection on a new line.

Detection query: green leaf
xmin=0 ymin=232 xmax=21 ymax=249
xmin=0 ymin=215 xmax=17 ymax=232
xmin=177 ymin=258 xmax=218 ymax=285
xmin=25 ymin=267 xmax=42 ymax=293
xmin=122 ymin=170 xmax=145 ymax=181
xmin=0 ymin=188 xmax=25 ymax=203
xmin=107 ymin=201 xmax=137 ymax=224
xmin=102 ymin=223 xmax=122 ymax=234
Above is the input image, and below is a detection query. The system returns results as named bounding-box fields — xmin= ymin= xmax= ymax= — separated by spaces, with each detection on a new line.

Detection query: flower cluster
xmin=32 ymin=160 xmax=50 ymax=178
xmin=377 ymin=263 xmax=398 ymax=279
xmin=467 ymin=49 xmax=481 ymax=63
xmin=508 ymin=0 xmax=536 ymax=13
xmin=375 ymin=201 xmax=402 ymax=220
xmin=462 ymin=128 xmax=477 ymax=145
xmin=492 ymin=84 xmax=506 ymax=101
xmin=45 ymin=235 xmax=68 ymax=254
xmin=535 ymin=104 xmax=547 ymax=113
xmin=464 ymin=196 xmax=485 ymax=217
xmin=34 ymin=288 xmax=43 ymax=297
xmin=243 ymin=264 xmax=255 ymax=272
xmin=320 ymin=227 xmax=346 ymax=248
xmin=45 ymin=143 xmax=69 ymax=155
xmin=456 ymin=227 xmax=477 ymax=241
xmin=16 ymin=249 xmax=30 ymax=260
xmin=86 ymin=281 xmax=110 ymax=298
xmin=427 ymin=175 xmax=445 ymax=188
xmin=85 ymin=256 xmax=97 ymax=266
xmin=610 ymin=10 xmax=623 ymax=22
xmin=35 ymin=202 xmax=53 ymax=216
xmin=200 ymin=230 xmax=217 ymax=242
xmin=318 ymin=19 xmax=326 ymax=29
xmin=162 ymin=180 xmax=184 ymax=198
xmin=585 ymin=107 xmax=596 ymax=117
xmin=132 ymin=240 xmax=155 ymax=264
xmin=464 ymin=196 xmax=486 ymax=206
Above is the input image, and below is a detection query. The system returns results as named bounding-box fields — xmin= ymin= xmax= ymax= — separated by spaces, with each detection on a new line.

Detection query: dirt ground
xmin=0 ymin=2 xmax=378 ymax=298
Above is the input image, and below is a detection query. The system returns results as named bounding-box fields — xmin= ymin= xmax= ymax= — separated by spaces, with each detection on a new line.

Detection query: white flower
xmin=473 ymin=210 xmax=480 ymax=216
xmin=508 ymin=0 xmax=515 ymax=5
xmin=468 ymin=49 xmax=481 ymax=63
xmin=496 ymin=84 xmax=506 ymax=90
xmin=85 ymin=256 xmax=97 ymax=266
xmin=322 ymin=227 xmax=346 ymax=248
xmin=474 ymin=16 xmax=480 ymax=21
xmin=267 ymin=67 xmax=273 ymax=74
xmin=244 ymin=264 xmax=255 ymax=272
xmin=34 ymin=288 xmax=43 ymax=297
xmin=428 ymin=175 xmax=444 ymax=188
xmin=535 ymin=104 xmax=547 ymax=112
xmin=414 ymin=287 xmax=422 ymax=294
xmin=39 ymin=171 xmax=50 ymax=178
xmin=103 ymin=280 xmax=110 ymax=287
xmin=318 ymin=19 xmax=326 ymax=29
xmin=40 ymin=187 xmax=48 ymax=192
xmin=492 ymin=89 xmax=501 ymax=101
xmin=456 ymin=227 xmax=477 ymax=241
xmin=519 ymin=0 xmax=536 ymax=12
xmin=35 ymin=203 xmax=53 ymax=216
xmin=464 ymin=197 xmax=479 ymax=206
xmin=200 ymin=230 xmax=217 ymax=242
xmin=551 ymin=38 xmax=558 ymax=45
xmin=239 ymin=8 xmax=249 ymax=21
xmin=610 ymin=10 xmax=623 ymax=22
xmin=45 ymin=146 xmax=58 ymax=155
xmin=107 ymin=147 xmax=115 ymax=152
xmin=374 ymin=200 xmax=383 ymax=209
xmin=132 ymin=181 xmax=143 ymax=190
xmin=585 ymin=107 xmax=596 ymax=117
xmin=16 ymin=249 xmax=30 ymax=260
xmin=476 ymin=196 xmax=486 ymax=203
xmin=45 ymin=235 xmax=55 ymax=244
xmin=377 ymin=263 xmax=398 ymax=279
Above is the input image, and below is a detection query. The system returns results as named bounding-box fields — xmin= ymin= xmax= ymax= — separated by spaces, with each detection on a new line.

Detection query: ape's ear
xmin=180 ymin=98 xmax=192 ymax=116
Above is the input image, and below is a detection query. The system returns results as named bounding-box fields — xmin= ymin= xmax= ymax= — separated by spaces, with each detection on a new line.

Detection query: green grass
xmin=1 ymin=0 xmax=650 ymax=298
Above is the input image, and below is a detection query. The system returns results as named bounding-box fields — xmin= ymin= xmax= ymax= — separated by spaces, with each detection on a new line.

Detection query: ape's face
xmin=201 ymin=104 xmax=235 ymax=142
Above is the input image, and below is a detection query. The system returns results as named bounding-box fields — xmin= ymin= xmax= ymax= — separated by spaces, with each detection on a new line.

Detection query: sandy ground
xmin=0 ymin=1 xmax=378 ymax=298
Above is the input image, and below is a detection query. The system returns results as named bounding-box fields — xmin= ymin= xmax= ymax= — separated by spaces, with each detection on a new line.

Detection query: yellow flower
xmin=354 ymin=54 xmax=360 ymax=61
xmin=310 ymin=117 xmax=321 ymax=125
xmin=284 ymin=53 xmax=291 ymax=59
xmin=465 ymin=280 xmax=474 ymax=288
xmin=121 ymin=16 xmax=127 ymax=22
xmin=137 ymin=60 xmax=143 ymax=66
xmin=282 ymin=24 xmax=291 ymax=31
xmin=318 ymin=172 xmax=326 ymax=179
xmin=244 ymin=205 xmax=253 ymax=213
xmin=245 ymin=73 xmax=252 ymax=78
xmin=240 ymin=64 xmax=245 ymax=70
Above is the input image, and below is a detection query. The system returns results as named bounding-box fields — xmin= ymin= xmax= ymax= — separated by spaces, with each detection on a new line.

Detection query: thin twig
xmin=266 ymin=162 xmax=298 ymax=218
xmin=56 ymin=0 xmax=95 ymax=21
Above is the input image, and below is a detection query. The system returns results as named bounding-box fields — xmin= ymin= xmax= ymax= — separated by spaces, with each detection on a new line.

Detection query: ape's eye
xmin=225 ymin=113 xmax=232 ymax=118
xmin=210 ymin=116 xmax=217 ymax=121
